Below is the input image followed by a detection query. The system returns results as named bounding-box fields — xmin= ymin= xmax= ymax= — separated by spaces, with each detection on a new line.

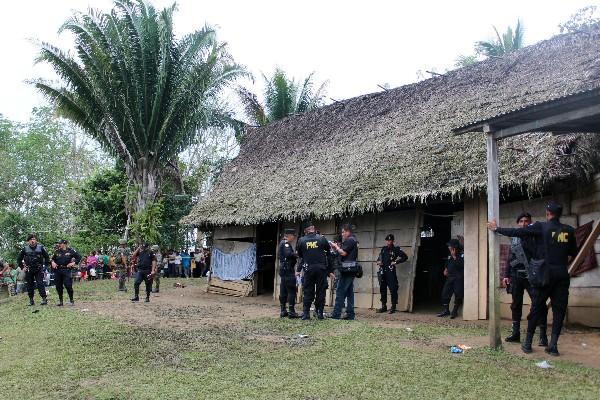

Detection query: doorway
xmin=412 ymin=204 xmax=456 ymax=310
xmin=255 ymin=222 xmax=278 ymax=295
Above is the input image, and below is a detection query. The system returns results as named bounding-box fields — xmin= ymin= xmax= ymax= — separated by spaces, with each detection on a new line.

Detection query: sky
xmin=0 ymin=0 xmax=598 ymax=122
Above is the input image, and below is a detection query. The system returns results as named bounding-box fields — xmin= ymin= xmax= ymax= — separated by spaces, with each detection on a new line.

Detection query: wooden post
xmin=485 ymin=125 xmax=502 ymax=350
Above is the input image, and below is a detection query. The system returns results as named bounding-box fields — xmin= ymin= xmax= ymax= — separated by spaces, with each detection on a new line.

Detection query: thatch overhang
xmin=185 ymin=28 xmax=600 ymax=227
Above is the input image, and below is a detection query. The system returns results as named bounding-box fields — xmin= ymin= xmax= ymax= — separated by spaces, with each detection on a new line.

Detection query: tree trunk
xmin=127 ymin=157 xmax=160 ymax=214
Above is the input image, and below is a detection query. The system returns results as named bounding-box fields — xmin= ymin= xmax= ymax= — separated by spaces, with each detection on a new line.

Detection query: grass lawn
xmin=1 ymin=280 xmax=599 ymax=399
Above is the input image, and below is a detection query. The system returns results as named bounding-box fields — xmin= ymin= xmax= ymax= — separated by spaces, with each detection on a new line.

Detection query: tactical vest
xmin=137 ymin=250 xmax=153 ymax=270
xmin=24 ymin=245 xmax=44 ymax=269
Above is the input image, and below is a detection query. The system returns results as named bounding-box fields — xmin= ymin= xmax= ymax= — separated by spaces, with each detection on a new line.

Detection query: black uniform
xmin=496 ymin=218 xmax=577 ymax=342
xmin=52 ymin=247 xmax=82 ymax=304
xmin=441 ymin=253 xmax=464 ymax=307
xmin=296 ymin=233 xmax=332 ymax=315
xmin=504 ymin=237 xmax=548 ymax=331
xmin=17 ymin=244 xmax=50 ymax=302
xmin=278 ymin=239 xmax=298 ymax=308
xmin=376 ymin=245 xmax=408 ymax=307
xmin=133 ymin=249 xmax=156 ymax=301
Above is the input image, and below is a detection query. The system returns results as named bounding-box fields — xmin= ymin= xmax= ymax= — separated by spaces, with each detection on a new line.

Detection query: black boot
xmin=28 ymin=298 xmax=35 ymax=306
xmin=538 ymin=325 xmax=548 ymax=347
xmin=56 ymin=297 xmax=64 ymax=307
xmin=521 ymin=332 xmax=533 ymax=354
xmin=288 ymin=305 xmax=299 ymax=319
xmin=301 ymin=308 xmax=310 ymax=320
xmin=388 ymin=304 xmax=397 ymax=314
xmin=505 ymin=321 xmax=520 ymax=342
xmin=316 ymin=309 xmax=325 ymax=320
xmin=545 ymin=334 xmax=560 ymax=356
xmin=450 ymin=304 xmax=460 ymax=319
xmin=376 ymin=304 xmax=387 ymax=313
xmin=144 ymin=295 xmax=150 ymax=303
xmin=40 ymin=298 xmax=48 ymax=306
xmin=280 ymin=304 xmax=288 ymax=318
xmin=131 ymin=296 xmax=139 ymax=302
xmin=437 ymin=305 xmax=450 ymax=317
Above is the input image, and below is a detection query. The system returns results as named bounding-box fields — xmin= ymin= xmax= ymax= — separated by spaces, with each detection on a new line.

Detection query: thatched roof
xmin=185 ymin=28 xmax=600 ymax=227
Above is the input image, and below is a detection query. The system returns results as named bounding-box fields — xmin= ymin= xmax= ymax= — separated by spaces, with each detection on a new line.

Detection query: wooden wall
xmin=273 ymin=210 xmax=422 ymax=311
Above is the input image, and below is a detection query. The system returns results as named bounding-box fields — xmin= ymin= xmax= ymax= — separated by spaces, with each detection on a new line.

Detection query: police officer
xmin=489 ymin=202 xmax=577 ymax=356
xmin=130 ymin=243 xmax=157 ymax=303
xmin=152 ymin=245 xmax=162 ymax=293
xmin=437 ymin=239 xmax=464 ymax=319
xmin=51 ymin=239 xmax=82 ymax=306
xmin=376 ymin=234 xmax=408 ymax=314
xmin=502 ymin=212 xmax=548 ymax=346
xmin=296 ymin=221 xmax=333 ymax=320
xmin=16 ymin=234 xmax=50 ymax=306
xmin=330 ymin=224 xmax=359 ymax=320
xmin=278 ymin=229 xmax=299 ymax=318
xmin=114 ymin=239 xmax=130 ymax=292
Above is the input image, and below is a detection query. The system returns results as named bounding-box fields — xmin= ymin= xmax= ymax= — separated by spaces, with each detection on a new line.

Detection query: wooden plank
xmin=394 ymin=209 xmax=420 ymax=312
xmin=478 ymin=196 xmax=489 ymax=320
xmin=567 ymin=306 xmax=600 ymax=327
xmin=213 ymin=225 xmax=255 ymax=240
xmin=406 ymin=208 xmax=423 ymax=312
xmin=486 ymin=130 xmax=502 ymax=350
xmin=463 ymin=198 xmax=480 ymax=320
xmin=376 ymin=210 xmax=416 ymax=231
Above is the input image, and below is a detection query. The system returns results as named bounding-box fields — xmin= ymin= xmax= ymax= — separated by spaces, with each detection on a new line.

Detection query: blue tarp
xmin=211 ymin=244 xmax=257 ymax=281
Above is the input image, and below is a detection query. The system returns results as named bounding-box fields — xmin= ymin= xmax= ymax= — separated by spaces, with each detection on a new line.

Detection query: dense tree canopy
xmin=33 ymin=0 xmax=246 ymax=214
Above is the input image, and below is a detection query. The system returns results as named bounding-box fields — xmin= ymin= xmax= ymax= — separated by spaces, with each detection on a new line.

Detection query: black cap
xmin=284 ymin=228 xmax=296 ymax=235
xmin=546 ymin=202 xmax=563 ymax=217
xmin=26 ymin=234 xmax=37 ymax=241
xmin=516 ymin=212 xmax=532 ymax=223
xmin=385 ymin=234 xmax=395 ymax=241
xmin=302 ymin=220 xmax=314 ymax=230
xmin=58 ymin=239 xmax=68 ymax=244
xmin=447 ymin=239 xmax=461 ymax=249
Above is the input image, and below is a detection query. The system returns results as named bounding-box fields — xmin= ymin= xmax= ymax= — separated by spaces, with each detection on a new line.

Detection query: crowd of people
xmin=0 ymin=235 xmax=211 ymax=305
xmin=1 ymin=201 xmax=577 ymax=357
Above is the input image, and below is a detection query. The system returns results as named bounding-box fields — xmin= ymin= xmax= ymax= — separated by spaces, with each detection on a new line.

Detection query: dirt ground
xmin=77 ymin=280 xmax=600 ymax=369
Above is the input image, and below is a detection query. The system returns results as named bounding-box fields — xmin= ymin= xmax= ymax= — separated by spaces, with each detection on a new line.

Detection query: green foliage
xmin=559 ymin=6 xmax=600 ymax=33
xmin=33 ymin=0 xmax=246 ymax=212
xmin=2 ymin=281 xmax=600 ymax=399
xmin=236 ymin=68 xmax=327 ymax=128
xmin=129 ymin=199 xmax=164 ymax=244
xmin=0 ymin=108 xmax=108 ymax=262
xmin=454 ymin=54 xmax=478 ymax=68
xmin=476 ymin=19 xmax=525 ymax=58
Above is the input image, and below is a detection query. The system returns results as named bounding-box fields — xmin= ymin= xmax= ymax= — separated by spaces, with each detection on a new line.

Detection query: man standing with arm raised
xmin=488 ymin=202 xmax=577 ymax=356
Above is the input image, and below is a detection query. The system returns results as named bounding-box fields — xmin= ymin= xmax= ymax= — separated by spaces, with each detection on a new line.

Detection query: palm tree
xmin=236 ymin=68 xmax=327 ymax=127
xmin=32 ymin=0 xmax=245 ymax=214
xmin=475 ymin=20 xmax=525 ymax=58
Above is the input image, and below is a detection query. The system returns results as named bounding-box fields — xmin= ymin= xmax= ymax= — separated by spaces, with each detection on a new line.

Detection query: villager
xmin=16 ymin=234 xmax=50 ymax=306
xmin=296 ymin=221 xmax=333 ymax=320
xmin=278 ymin=229 xmax=299 ymax=318
xmin=51 ymin=239 xmax=82 ymax=306
xmin=502 ymin=212 xmax=548 ymax=345
xmin=330 ymin=224 xmax=359 ymax=320
xmin=437 ymin=239 xmax=464 ymax=319
xmin=489 ymin=202 xmax=577 ymax=356
xmin=376 ymin=234 xmax=408 ymax=314
xmin=152 ymin=245 xmax=162 ymax=293
xmin=114 ymin=239 xmax=130 ymax=291
xmin=130 ymin=243 xmax=157 ymax=303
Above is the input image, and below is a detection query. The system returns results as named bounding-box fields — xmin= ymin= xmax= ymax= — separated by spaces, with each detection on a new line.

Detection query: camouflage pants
xmin=117 ymin=267 xmax=127 ymax=291
xmin=153 ymin=274 xmax=160 ymax=292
